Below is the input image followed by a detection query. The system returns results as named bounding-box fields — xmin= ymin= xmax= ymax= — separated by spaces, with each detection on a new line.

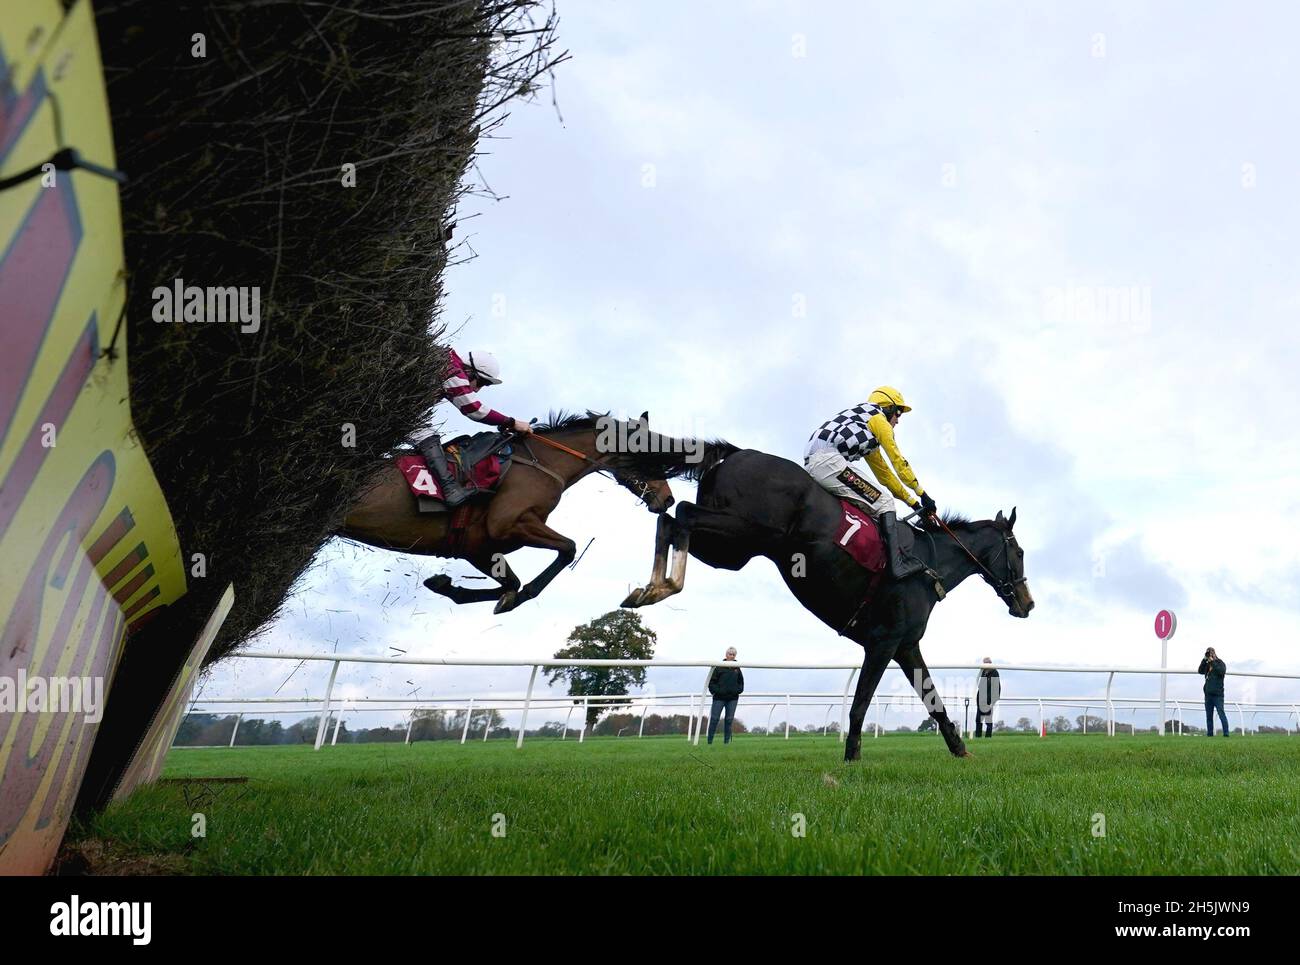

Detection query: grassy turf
xmin=77 ymin=733 xmax=1300 ymax=875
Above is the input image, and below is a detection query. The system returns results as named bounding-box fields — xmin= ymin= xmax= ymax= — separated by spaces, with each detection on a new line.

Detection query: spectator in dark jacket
xmin=707 ymin=647 xmax=744 ymax=745
xmin=1199 ymin=647 xmax=1229 ymax=736
xmin=974 ymin=657 xmax=1001 ymax=737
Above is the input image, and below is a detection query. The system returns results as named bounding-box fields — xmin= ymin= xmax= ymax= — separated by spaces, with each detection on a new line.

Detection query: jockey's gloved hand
xmin=918 ymin=492 xmax=937 ymax=515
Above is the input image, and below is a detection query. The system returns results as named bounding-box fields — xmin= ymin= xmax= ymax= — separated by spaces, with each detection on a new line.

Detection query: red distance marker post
xmin=1155 ymin=610 xmax=1178 ymax=736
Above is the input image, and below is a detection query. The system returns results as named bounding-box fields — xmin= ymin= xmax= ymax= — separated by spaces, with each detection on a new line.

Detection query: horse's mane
xmin=534 ymin=410 xmax=737 ymax=481
xmin=920 ymin=510 xmax=975 ymax=532
xmin=532 ymin=410 xmax=602 ymax=434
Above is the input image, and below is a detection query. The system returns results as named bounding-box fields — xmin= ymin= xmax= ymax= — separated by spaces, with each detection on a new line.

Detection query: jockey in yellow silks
xmin=803 ymin=386 xmax=936 ymax=578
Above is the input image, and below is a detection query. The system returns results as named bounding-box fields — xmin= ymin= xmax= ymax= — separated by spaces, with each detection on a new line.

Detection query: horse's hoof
xmin=843 ymin=745 xmax=861 ymax=762
xmin=423 ymin=574 xmax=452 ymax=595
xmin=954 ymin=745 xmax=973 ymax=758
xmin=493 ymin=591 xmax=519 ymax=615
xmin=621 ymin=588 xmax=646 ymax=608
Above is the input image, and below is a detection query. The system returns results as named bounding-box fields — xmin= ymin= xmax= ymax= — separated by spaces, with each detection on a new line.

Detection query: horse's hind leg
xmin=622 ymin=502 xmax=747 ymax=608
xmin=844 ymin=637 xmax=898 ymax=761
xmin=621 ymin=514 xmax=674 ymax=607
xmin=894 ymin=642 xmax=970 ymax=758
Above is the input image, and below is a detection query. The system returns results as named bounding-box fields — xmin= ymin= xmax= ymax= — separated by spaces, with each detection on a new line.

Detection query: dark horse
xmin=622 ymin=445 xmax=1034 ymax=760
xmin=340 ymin=413 xmax=687 ymax=614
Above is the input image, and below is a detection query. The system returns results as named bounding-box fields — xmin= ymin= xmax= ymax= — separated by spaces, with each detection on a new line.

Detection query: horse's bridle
xmin=515 ymin=431 xmax=660 ymax=507
xmin=928 ymin=514 xmax=1027 ymax=612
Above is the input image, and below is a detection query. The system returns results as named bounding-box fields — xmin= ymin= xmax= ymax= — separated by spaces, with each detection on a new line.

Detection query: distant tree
xmin=286 ymin=716 xmax=322 ymax=743
xmin=530 ymin=721 xmax=567 ymax=738
xmin=174 ymin=713 xmax=223 ymax=746
xmin=448 ymin=708 xmax=504 ymax=739
xmin=993 ymin=720 xmax=1010 ymax=732
xmin=1076 ymin=714 xmax=1108 ymax=733
xmin=1015 ymin=716 xmax=1035 ymax=732
xmin=1051 ymin=715 xmax=1072 ymax=733
xmin=918 ymin=718 xmax=936 ymax=733
xmin=546 ymin=610 xmax=656 ymax=729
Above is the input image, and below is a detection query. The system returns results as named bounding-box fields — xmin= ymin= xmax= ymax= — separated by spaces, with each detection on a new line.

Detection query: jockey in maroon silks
xmin=418 ymin=349 xmax=531 ymax=506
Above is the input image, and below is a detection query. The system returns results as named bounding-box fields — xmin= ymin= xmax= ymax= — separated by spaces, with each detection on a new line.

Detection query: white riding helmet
xmin=465 ymin=350 xmax=503 ymax=386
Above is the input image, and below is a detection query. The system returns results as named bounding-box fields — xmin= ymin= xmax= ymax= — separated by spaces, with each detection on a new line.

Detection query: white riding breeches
xmin=804 ymin=449 xmax=896 ymax=516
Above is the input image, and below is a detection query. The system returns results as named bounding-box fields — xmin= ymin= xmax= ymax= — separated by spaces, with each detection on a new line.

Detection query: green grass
xmin=77 ymin=733 xmax=1300 ymax=875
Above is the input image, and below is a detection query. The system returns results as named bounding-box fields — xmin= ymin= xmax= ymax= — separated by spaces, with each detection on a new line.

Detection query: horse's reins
xmin=924 ymin=511 xmax=1025 ymax=605
xmin=512 ymin=431 xmax=657 ymax=503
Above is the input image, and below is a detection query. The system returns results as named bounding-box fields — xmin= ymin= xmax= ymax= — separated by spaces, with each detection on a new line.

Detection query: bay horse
xmin=340 ymin=412 xmax=687 ymax=614
xmin=620 ymin=444 xmax=1034 ymax=760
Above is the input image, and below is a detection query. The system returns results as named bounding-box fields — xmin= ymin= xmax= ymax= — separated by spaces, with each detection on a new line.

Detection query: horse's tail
xmin=680 ymin=439 xmax=739 ymax=483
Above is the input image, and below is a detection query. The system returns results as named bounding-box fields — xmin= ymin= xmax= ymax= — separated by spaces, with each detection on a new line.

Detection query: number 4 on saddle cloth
xmin=395 ymin=431 xmax=514 ymax=513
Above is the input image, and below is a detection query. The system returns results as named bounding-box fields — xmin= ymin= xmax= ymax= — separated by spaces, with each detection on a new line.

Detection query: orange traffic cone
xmin=1040 ymin=719 xmax=1046 ymax=738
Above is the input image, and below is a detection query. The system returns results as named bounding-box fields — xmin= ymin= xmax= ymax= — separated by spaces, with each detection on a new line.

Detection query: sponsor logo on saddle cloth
xmin=835 ymin=500 xmax=887 ymax=572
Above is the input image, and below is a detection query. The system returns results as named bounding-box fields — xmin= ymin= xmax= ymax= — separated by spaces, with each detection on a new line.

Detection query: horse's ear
xmin=1008 ymin=506 xmax=1017 ymax=529
xmin=995 ymin=510 xmax=1005 ymax=524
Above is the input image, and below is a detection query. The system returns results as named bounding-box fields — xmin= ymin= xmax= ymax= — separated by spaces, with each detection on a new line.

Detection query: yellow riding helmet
xmin=868 ymin=386 xmax=911 ymax=412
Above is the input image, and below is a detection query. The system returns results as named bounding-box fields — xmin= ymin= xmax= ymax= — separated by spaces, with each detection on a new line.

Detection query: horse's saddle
xmin=397 ymin=431 xmax=514 ymax=513
xmin=834 ymin=500 xmax=888 ymax=572
xmin=832 ymin=500 xmax=923 ymax=571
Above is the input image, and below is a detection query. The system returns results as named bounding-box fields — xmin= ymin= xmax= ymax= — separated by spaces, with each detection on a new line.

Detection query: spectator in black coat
xmin=706 ymin=647 xmax=744 ymax=745
xmin=1199 ymin=646 xmax=1230 ymax=736
xmin=974 ymin=657 xmax=1001 ymax=738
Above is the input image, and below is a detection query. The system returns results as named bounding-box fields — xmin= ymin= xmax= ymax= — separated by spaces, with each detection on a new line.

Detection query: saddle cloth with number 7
xmin=834 ymin=500 xmax=887 ymax=572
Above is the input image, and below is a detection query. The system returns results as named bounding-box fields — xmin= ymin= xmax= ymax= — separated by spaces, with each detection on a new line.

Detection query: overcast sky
xmin=198 ymin=1 xmax=1300 ymax=736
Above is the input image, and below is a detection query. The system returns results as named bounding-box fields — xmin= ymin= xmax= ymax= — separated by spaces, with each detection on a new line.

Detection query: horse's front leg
xmin=894 ymin=642 xmax=970 ymax=757
xmin=423 ymin=551 xmax=520 ymax=605
xmin=844 ymin=637 xmax=898 ymax=761
xmin=492 ymin=510 xmax=575 ymax=614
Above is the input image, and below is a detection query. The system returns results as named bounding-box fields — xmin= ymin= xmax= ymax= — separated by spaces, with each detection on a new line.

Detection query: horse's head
xmin=611 ymin=410 xmax=681 ymax=515
xmin=989 ymin=508 xmax=1033 ymax=618
xmin=615 ymin=473 xmax=675 ymax=513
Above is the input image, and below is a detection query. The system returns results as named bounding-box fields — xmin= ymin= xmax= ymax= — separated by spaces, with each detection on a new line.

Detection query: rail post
xmin=694 ymin=670 xmax=712 ymax=746
xmin=784 ymin=694 xmax=791 ymax=740
xmin=638 ymin=700 xmax=652 ymax=738
xmin=313 ymin=659 xmax=340 ymax=751
xmin=1105 ymin=671 xmax=1115 ymax=737
xmin=460 ymin=698 xmax=475 ymax=744
xmin=515 ymin=665 xmax=538 ymax=748
xmin=331 ymin=710 xmax=344 ymax=746
xmin=840 ymin=668 xmax=857 ymax=742
xmin=229 ymin=712 xmax=243 ymax=747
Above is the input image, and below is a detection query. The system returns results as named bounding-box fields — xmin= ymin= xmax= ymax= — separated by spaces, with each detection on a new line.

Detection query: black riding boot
xmin=417 ymin=434 xmax=470 ymax=507
xmin=881 ymin=511 xmax=925 ymax=579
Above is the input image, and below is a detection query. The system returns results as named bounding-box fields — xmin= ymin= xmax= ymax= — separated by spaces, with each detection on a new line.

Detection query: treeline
xmin=175 ymin=710 xmax=517 ymax=746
